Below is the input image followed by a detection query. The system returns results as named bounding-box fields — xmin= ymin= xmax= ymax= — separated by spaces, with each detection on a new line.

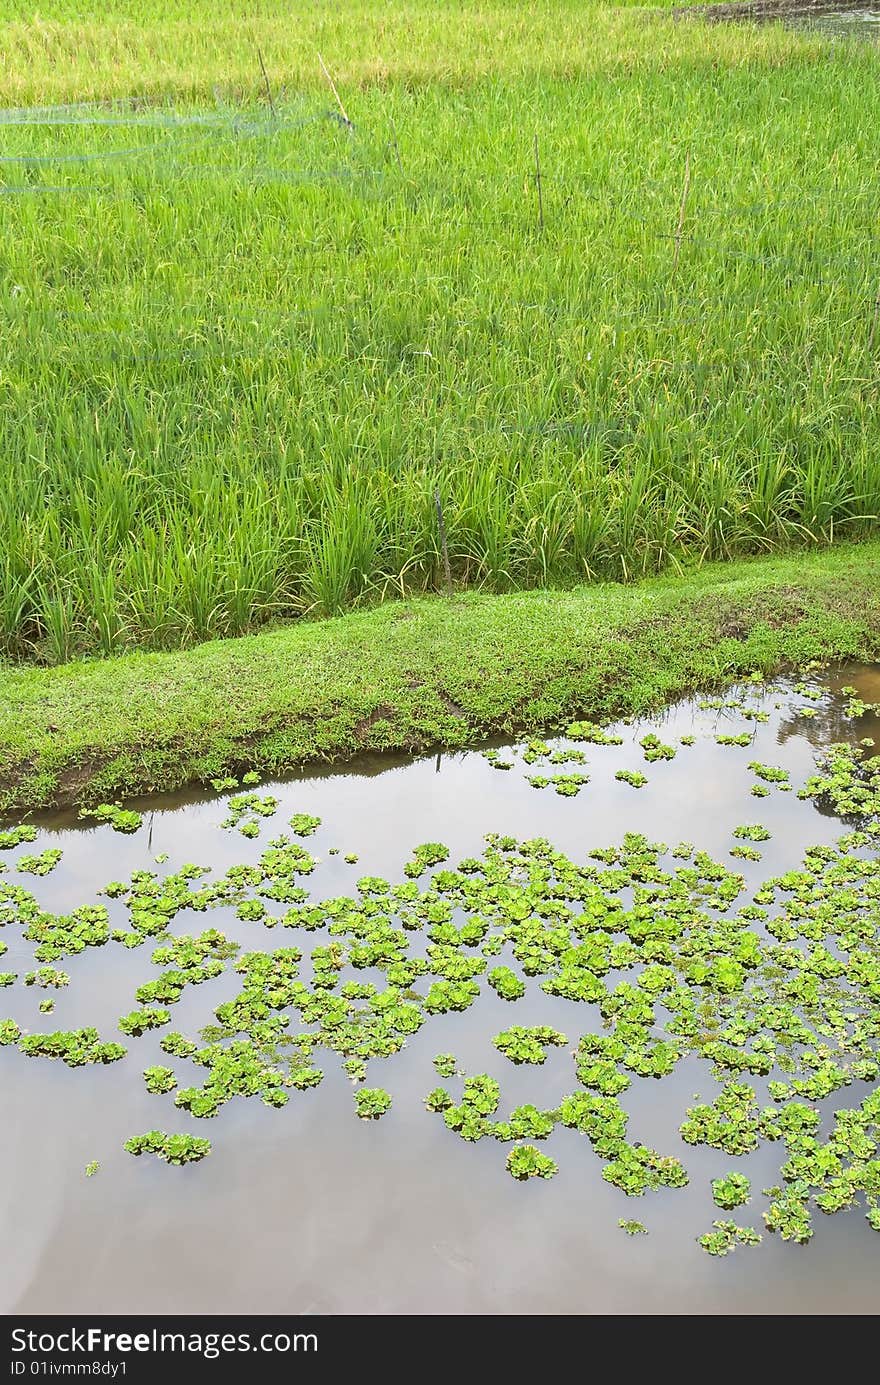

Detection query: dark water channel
xmin=692 ymin=0 xmax=880 ymax=39
xmin=1 ymin=665 xmax=879 ymax=1314
xmin=783 ymin=6 xmax=880 ymax=37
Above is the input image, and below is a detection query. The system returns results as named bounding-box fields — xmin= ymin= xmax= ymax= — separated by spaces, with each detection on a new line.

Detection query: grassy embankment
xmin=2 ymin=543 xmax=880 ymax=812
xmin=1 ymin=4 xmax=880 ymax=660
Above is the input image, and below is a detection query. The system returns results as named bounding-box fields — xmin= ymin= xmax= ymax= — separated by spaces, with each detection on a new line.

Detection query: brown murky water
xmin=1 ymin=666 xmax=879 ymax=1315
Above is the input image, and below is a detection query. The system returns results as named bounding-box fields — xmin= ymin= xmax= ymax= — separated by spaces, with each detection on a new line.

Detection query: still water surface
xmin=766 ymin=4 xmax=880 ymax=38
xmin=2 ymin=665 xmax=879 ymax=1314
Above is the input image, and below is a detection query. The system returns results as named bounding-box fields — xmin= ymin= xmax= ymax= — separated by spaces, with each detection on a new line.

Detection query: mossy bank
xmin=2 ymin=543 xmax=880 ymax=813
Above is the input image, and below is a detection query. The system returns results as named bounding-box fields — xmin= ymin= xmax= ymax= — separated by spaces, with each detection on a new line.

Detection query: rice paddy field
xmin=6 ymin=3 xmax=880 ymax=1327
xmin=2 ymin=1 xmax=880 ymax=661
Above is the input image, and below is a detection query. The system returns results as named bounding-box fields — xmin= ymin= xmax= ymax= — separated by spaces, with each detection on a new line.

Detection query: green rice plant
xmin=1 ymin=7 xmax=880 ymax=661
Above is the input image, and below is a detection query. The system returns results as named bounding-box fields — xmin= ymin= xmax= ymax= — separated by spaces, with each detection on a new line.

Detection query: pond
xmin=688 ymin=0 xmax=880 ymax=39
xmin=1 ymin=664 xmax=879 ymax=1314
xmin=782 ymin=6 xmax=880 ymax=37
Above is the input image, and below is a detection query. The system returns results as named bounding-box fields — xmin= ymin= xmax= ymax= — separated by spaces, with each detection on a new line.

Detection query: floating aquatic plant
xmin=17 ymin=849 xmax=63 ymax=876
xmin=439 ymin=1074 xmax=501 ymax=1141
xmin=730 ymin=845 xmax=762 ymax=862
xmin=602 ymin=1143 xmax=688 ymax=1196
xmin=698 ymin=1221 xmax=762 ymax=1256
xmin=506 ymin=1145 xmax=557 ymax=1180
xmin=522 ymin=740 xmax=551 ymax=765
xmin=748 ymin=762 xmax=790 ymax=787
xmin=2 ymin=687 xmax=880 ymax=1259
xmin=124 ymin=1131 xmax=212 ymax=1165
xmin=425 ymin=1087 xmax=452 ymax=1112
xmin=639 ymin=734 xmax=675 ymax=763
xmin=711 ymin=1172 xmax=751 ymax=1210
xmin=210 ymin=777 xmax=239 ymax=793
xmin=566 ymin=722 xmax=623 ymax=746
xmin=24 ymin=967 xmax=69 ymax=989
xmin=355 ymin=1087 xmax=392 ymax=1120
xmin=289 ymin=814 xmax=321 ymax=837
xmin=160 ymin=1032 xmax=199 ymax=1059
xmin=423 ymin=980 xmax=480 ymax=1014
xmin=732 ymin=824 xmax=771 ymax=843
xmin=487 ymin=967 xmax=525 ymax=1001
xmin=119 ymin=1006 xmax=171 ymax=1036
xmin=616 ymin=769 xmax=648 ymax=788
xmin=0 ymin=826 xmax=38 ymax=850
xmin=619 ymin=1220 xmax=648 ymax=1236
xmin=529 ymin=772 xmax=590 ymax=797
xmin=483 ymin=749 xmax=514 ymax=770
xmin=19 ymin=1028 xmax=126 ymax=1066
xmin=143 ymin=1065 xmax=177 ymax=1095
xmin=80 ymin=804 xmax=142 ymax=833
xmin=493 ymin=1025 xmax=567 ymax=1065
xmin=22 ymin=900 xmax=111 ymax=962
xmin=843 ymin=696 xmax=880 ymax=720
xmin=681 ymin=1084 xmax=761 ymax=1156
xmin=404 ymin=843 xmax=451 ymax=878
xmin=221 ymin=793 xmax=279 ymax=836
xmin=799 ymin=743 xmax=880 ymax=826
xmin=763 ymin=1192 xmax=813 ymax=1244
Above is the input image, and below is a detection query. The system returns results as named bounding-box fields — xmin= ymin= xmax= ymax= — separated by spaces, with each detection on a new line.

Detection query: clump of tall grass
xmin=2 ymin=11 xmax=880 ymax=661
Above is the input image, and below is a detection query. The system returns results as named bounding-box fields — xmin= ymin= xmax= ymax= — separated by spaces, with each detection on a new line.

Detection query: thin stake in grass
xmin=868 ymin=285 xmax=880 ymax=354
xmin=318 ymin=53 xmax=353 ymax=129
xmin=390 ymin=118 xmax=404 ymax=177
xmin=434 ymin=490 xmax=453 ymax=596
xmin=256 ymin=45 xmax=276 ymax=120
xmin=534 ymin=133 xmax=544 ymax=232
xmin=672 ymin=150 xmax=692 ymax=276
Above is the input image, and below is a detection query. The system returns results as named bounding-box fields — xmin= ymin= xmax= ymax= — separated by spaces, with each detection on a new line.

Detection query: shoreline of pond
xmin=2 ymin=543 xmax=880 ymax=816
xmin=675 ymin=0 xmax=871 ymax=22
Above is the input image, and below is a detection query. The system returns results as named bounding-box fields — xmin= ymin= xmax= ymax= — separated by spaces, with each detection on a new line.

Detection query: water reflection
xmin=696 ymin=1 xmax=880 ymax=41
xmin=1 ymin=664 xmax=879 ymax=1314
xmin=783 ymin=6 xmax=880 ymax=39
